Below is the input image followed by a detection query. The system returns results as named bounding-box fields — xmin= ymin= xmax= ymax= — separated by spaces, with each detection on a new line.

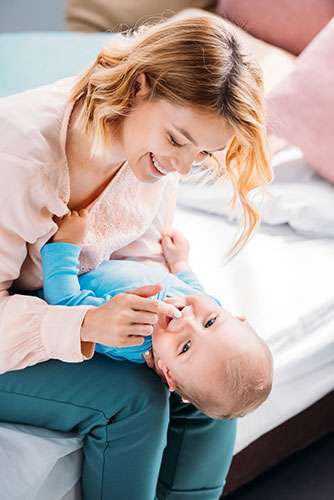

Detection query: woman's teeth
xmin=150 ymin=153 xmax=169 ymax=175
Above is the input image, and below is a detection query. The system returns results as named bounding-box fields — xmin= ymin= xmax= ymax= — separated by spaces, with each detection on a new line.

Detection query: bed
xmin=1 ymin=173 xmax=333 ymax=498
xmin=1 ymin=31 xmax=334 ymax=499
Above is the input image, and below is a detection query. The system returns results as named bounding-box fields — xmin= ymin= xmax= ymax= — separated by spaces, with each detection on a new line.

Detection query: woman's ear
xmin=134 ymin=72 xmax=149 ymax=98
xmin=157 ymin=360 xmax=176 ymax=392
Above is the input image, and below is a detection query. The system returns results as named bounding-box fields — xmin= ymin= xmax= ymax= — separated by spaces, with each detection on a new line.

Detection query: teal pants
xmin=0 ymin=353 xmax=236 ymax=499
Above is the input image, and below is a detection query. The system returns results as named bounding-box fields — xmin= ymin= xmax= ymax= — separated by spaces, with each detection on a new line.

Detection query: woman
xmin=0 ymin=15 xmax=271 ymax=500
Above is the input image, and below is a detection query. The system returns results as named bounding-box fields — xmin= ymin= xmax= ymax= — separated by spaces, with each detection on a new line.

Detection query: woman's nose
xmin=173 ymin=148 xmax=199 ymax=176
xmin=174 ymin=161 xmax=192 ymax=176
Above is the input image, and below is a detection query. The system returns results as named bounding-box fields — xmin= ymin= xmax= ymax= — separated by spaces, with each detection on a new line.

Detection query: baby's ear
xmin=157 ymin=360 xmax=176 ymax=392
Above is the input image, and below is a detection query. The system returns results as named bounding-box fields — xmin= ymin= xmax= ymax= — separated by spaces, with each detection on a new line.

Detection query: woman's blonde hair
xmin=70 ymin=15 xmax=272 ymax=254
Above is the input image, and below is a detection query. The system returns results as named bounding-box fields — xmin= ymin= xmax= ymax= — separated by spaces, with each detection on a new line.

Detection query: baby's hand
xmin=52 ymin=209 xmax=90 ymax=245
xmin=161 ymin=230 xmax=190 ymax=274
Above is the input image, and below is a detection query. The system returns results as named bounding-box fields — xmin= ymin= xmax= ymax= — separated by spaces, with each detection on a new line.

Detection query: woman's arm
xmin=41 ymin=242 xmax=110 ymax=306
xmin=0 ymin=156 xmax=182 ymax=374
xmin=0 ymin=154 xmax=95 ymax=374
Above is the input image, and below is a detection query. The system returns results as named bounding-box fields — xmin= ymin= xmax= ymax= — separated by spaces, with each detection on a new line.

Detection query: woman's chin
xmin=128 ymin=154 xmax=165 ymax=183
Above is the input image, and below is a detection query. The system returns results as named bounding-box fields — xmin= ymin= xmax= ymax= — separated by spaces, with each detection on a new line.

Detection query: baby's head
xmin=152 ymin=294 xmax=273 ymax=419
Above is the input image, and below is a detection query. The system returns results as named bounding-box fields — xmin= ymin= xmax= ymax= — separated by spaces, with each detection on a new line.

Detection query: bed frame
xmin=222 ymin=391 xmax=334 ymax=496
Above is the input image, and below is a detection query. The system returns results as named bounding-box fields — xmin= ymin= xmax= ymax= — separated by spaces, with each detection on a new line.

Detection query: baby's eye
xmin=204 ymin=316 xmax=217 ymax=328
xmin=180 ymin=340 xmax=191 ymax=354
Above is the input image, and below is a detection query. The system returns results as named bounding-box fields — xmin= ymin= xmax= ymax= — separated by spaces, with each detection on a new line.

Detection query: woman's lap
xmin=0 ymin=354 xmax=171 ymax=499
xmin=0 ymin=353 xmax=168 ymax=426
xmin=0 ymin=354 xmax=236 ymax=499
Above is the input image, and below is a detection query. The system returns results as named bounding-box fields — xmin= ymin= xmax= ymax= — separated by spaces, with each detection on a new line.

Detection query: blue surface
xmin=0 ymin=32 xmax=113 ymax=96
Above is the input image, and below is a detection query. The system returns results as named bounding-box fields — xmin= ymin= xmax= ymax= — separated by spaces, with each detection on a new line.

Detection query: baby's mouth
xmin=166 ymin=316 xmax=174 ymax=327
xmin=165 ymin=305 xmax=186 ymax=329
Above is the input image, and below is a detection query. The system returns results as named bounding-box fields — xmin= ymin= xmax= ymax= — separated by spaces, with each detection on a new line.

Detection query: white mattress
xmin=1 ymin=189 xmax=334 ymax=499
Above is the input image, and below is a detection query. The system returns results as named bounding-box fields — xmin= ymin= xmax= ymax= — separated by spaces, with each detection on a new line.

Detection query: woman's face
xmin=118 ymin=74 xmax=234 ymax=183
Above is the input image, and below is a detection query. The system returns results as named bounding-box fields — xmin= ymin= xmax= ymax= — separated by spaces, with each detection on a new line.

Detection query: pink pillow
xmin=216 ymin=0 xmax=334 ymax=55
xmin=266 ymin=18 xmax=334 ymax=183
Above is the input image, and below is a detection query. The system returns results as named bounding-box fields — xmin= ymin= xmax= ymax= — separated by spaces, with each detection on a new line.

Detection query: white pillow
xmin=177 ymin=147 xmax=334 ymax=238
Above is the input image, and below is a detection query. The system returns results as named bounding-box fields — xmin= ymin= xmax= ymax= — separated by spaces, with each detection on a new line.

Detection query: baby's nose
xmin=168 ymin=315 xmax=194 ymax=333
xmin=180 ymin=305 xmax=193 ymax=317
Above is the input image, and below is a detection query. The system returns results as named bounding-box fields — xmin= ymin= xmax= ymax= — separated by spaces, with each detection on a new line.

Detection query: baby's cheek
xmin=152 ymin=334 xmax=173 ymax=361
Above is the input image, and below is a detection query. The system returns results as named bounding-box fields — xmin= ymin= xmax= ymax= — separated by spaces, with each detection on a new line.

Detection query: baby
xmin=38 ymin=210 xmax=273 ymax=419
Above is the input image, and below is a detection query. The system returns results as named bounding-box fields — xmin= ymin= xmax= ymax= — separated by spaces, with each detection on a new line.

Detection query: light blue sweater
xmin=38 ymin=242 xmax=214 ymax=364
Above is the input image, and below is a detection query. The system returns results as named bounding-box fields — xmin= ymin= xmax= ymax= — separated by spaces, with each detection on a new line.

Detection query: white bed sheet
xmin=174 ymin=207 xmax=334 ymax=453
xmin=1 ymin=207 xmax=334 ymax=500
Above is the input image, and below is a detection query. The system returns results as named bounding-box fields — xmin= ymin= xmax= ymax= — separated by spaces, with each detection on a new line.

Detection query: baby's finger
xmin=161 ymin=235 xmax=174 ymax=248
xmin=72 ymin=211 xmax=79 ymax=217
xmin=53 ymin=215 xmax=64 ymax=225
xmin=79 ymin=209 xmax=90 ymax=217
xmin=237 ymin=315 xmax=246 ymax=322
xmin=171 ymin=229 xmax=185 ymax=242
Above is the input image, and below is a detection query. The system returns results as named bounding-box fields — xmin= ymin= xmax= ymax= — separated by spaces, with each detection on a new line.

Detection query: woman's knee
xmin=92 ymin=356 xmax=170 ymax=421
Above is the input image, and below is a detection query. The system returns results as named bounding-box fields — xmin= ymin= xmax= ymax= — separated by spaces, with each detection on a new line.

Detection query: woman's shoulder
xmin=0 ymin=76 xmax=77 ymax=166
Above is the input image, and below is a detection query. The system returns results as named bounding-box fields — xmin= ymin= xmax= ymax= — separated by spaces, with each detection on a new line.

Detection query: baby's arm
xmin=161 ymin=230 xmax=205 ymax=294
xmin=42 ymin=210 xmax=108 ymax=306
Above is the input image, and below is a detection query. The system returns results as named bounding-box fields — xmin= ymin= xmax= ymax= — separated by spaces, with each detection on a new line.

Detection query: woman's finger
xmin=129 ymin=310 xmax=158 ymax=325
xmin=128 ymin=324 xmax=154 ymax=336
xmin=125 ymin=284 xmax=162 ymax=298
xmin=122 ymin=335 xmax=146 ymax=347
xmin=164 ymin=296 xmax=187 ymax=309
xmin=127 ymin=295 xmax=182 ymax=319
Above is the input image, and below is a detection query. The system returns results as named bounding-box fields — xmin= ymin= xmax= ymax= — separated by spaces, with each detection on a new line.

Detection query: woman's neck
xmin=66 ymin=99 xmax=126 ymax=176
xmin=65 ymin=100 xmax=127 ymax=211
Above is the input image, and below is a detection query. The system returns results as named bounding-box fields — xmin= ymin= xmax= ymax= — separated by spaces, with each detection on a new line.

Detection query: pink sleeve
xmin=0 ymin=154 xmax=94 ymax=374
xmin=112 ymin=173 xmax=179 ymax=268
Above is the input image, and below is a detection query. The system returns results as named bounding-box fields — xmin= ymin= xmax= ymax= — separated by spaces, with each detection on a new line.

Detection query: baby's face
xmin=152 ymin=294 xmax=261 ymax=393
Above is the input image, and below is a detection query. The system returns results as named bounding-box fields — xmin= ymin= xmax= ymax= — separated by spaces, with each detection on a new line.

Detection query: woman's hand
xmin=52 ymin=209 xmax=90 ymax=245
xmin=80 ymin=284 xmax=182 ymax=347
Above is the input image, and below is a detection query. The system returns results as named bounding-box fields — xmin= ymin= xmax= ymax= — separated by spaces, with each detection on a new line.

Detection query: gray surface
xmin=1 ymin=0 xmax=65 ymax=32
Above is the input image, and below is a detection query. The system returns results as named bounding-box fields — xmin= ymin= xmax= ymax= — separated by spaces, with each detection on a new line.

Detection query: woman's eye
xmin=200 ymin=151 xmax=212 ymax=158
xmin=204 ymin=316 xmax=217 ymax=328
xmin=180 ymin=340 xmax=191 ymax=354
xmin=169 ymin=135 xmax=182 ymax=148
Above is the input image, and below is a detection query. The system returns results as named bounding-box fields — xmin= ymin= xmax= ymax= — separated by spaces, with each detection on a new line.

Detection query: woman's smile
xmin=146 ymin=152 xmax=167 ymax=179
xmin=150 ymin=152 xmax=171 ymax=175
